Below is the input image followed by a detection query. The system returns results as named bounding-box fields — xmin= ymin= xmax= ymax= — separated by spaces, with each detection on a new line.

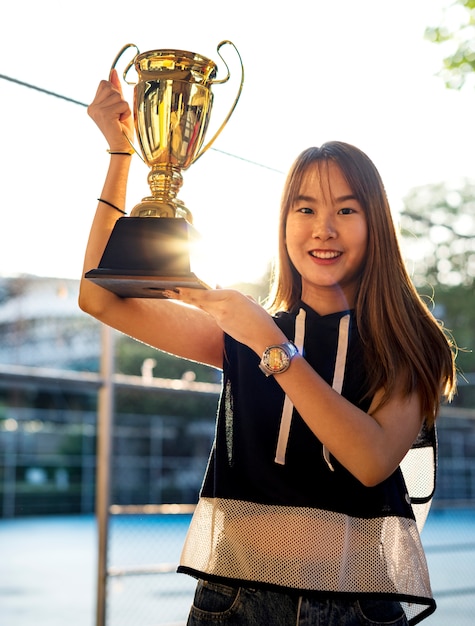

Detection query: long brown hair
xmin=267 ymin=142 xmax=456 ymax=424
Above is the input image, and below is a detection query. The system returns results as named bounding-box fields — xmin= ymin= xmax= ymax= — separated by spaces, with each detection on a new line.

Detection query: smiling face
xmin=285 ymin=161 xmax=368 ymax=313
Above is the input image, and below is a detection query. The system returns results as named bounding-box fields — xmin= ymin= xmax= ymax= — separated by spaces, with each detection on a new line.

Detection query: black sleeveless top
xmin=178 ymin=303 xmax=437 ymax=624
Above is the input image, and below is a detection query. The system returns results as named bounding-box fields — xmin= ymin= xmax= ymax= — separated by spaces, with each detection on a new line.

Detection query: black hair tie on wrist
xmin=97 ymin=198 xmax=127 ymax=215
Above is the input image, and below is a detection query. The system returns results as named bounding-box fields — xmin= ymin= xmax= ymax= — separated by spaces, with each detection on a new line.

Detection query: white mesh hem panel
xmin=179 ymin=497 xmax=433 ymax=599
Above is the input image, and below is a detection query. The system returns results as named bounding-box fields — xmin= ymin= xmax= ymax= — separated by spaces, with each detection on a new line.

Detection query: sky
xmin=1 ymin=0 xmax=474 ymax=287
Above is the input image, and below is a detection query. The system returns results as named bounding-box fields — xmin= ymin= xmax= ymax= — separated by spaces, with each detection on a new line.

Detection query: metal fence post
xmin=96 ymin=324 xmax=115 ymax=626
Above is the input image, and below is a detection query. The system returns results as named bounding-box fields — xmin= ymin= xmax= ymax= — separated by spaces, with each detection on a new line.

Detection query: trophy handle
xmin=110 ymin=43 xmax=140 ymax=84
xmin=192 ymin=40 xmax=245 ymax=163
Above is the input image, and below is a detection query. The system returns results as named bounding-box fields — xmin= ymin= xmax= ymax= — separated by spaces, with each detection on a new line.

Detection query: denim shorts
xmin=186 ymin=580 xmax=409 ymax=626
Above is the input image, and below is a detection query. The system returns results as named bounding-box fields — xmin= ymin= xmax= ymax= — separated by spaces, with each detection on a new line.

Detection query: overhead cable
xmin=0 ymin=73 xmax=284 ymax=174
xmin=0 ymin=73 xmax=88 ymax=107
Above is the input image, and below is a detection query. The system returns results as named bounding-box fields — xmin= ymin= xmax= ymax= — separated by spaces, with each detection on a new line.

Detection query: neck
xmin=300 ymin=284 xmax=355 ymax=316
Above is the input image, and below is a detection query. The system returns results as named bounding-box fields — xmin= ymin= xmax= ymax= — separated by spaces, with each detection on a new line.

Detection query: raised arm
xmin=78 ymin=71 xmax=224 ymax=368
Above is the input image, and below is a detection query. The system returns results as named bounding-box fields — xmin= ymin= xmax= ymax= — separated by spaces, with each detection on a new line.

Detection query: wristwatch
xmin=259 ymin=341 xmax=299 ymax=377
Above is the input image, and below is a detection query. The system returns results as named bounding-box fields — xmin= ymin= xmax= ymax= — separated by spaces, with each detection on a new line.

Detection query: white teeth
xmin=310 ymin=251 xmax=341 ymax=259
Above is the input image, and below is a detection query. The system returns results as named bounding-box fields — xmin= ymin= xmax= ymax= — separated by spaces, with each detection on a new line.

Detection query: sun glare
xmin=190 ymin=213 xmax=277 ymax=289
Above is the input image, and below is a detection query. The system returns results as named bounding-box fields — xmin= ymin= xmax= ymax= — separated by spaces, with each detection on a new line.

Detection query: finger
xmin=162 ymin=288 xmax=196 ymax=302
xmin=162 ymin=289 xmax=181 ymax=299
xmin=109 ymin=68 xmax=123 ymax=93
xmin=90 ymin=79 xmax=112 ymax=105
xmin=163 ymin=287 xmax=229 ymax=304
xmin=118 ymin=105 xmax=132 ymax=122
xmin=171 ymin=288 xmax=219 ymax=308
xmin=180 ymin=287 xmax=228 ymax=300
xmin=174 ymin=287 xmax=201 ymax=301
xmin=105 ymin=72 xmax=131 ymax=121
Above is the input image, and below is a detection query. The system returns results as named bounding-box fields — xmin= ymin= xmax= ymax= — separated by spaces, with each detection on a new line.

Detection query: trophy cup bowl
xmin=85 ymin=41 xmax=244 ymax=298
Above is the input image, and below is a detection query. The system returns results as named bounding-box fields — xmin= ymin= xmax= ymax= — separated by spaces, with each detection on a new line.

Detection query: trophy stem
xmin=130 ymin=164 xmax=192 ymax=221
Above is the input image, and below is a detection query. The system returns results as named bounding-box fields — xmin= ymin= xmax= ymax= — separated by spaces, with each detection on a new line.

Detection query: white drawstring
xmin=323 ymin=313 xmax=351 ymax=471
xmin=274 ymin=308 xmax=306 ymax=465
xmin=274 ymin=311 xmax=351 ymax=470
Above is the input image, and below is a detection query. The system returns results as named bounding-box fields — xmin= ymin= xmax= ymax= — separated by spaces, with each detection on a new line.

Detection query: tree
xmin=115 ymin=334 xmax=221 ymax=418
xmin=424 ymin=5 xmax=475 ymax=376
xmin=425 ymin=0 xmax=475 ymax=89
xmin=400 ymin=179 xmax=475 ymax=288
xmin=399 ymin=180 xmax=475 ymax=375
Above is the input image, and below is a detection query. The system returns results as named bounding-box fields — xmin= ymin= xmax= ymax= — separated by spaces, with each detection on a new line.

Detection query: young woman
xmin=80 ymin=71 xmax=456 ymax=625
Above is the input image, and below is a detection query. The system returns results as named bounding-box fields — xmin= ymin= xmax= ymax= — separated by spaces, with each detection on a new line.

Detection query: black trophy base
xmin=85 ymin=217 xmax=212 ymax=298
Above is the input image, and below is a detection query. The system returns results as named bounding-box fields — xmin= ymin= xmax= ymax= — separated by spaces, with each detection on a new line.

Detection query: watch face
xmin=259 ymin=342 xmax=297 ymax=376
xmin=266 ymin=347 xmax=289 ymax=373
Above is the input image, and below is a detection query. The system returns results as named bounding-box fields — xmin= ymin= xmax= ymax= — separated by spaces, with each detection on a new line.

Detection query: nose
xmin=312 ymin=213 xmax=337 ymax=240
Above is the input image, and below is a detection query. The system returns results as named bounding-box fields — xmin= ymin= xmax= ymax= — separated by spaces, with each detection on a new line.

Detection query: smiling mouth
xmin=309 ymin=250 xmax=342 ymax=259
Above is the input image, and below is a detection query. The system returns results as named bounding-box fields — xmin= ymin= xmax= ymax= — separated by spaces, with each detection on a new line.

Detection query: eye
xmin=338 ymin=207 xmax=357 ymax=215
xmin=296 ymin=206 xmax=314 ymax=214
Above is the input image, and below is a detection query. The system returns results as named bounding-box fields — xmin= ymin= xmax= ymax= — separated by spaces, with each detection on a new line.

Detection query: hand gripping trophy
xmin=85 ymin=41 xmax=244 ymax=298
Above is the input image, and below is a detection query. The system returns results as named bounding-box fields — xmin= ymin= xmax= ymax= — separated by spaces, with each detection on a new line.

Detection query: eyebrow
xmin=295 ymin=193 xmax=358 ymax=203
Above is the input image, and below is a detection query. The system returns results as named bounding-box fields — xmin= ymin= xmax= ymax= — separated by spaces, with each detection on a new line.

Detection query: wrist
xmin=259 ymin=341 xmax=299 ymax=377
xmin=107 ymin=148 xmax=135 ymax=156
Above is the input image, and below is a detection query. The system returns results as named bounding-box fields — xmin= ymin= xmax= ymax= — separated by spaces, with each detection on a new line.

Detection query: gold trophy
xmin=85 ymin=41 xmax=244 ymax=297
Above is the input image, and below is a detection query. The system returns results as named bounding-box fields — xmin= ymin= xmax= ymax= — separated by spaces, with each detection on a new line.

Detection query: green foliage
xmin=425 ymin=0 xmax=475 ymax=89
xmin=400 ymin=180 xmax=475 ymax=374
xmin=114 ymin=335 xmax=221 ymax=418
xmin=115 ymin=385 xmax=220 ymax=418
xmin=115 ymin=334 xmax=220 ymax=382
xmin=417 ymin=282 xmax=475 ymax=375
xmin=400 ymin=179 xmax=475 ymax=287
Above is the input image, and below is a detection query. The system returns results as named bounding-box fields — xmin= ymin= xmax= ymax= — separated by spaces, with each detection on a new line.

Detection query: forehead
xmin=298 ymin=161 xmax=353 ymax=200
